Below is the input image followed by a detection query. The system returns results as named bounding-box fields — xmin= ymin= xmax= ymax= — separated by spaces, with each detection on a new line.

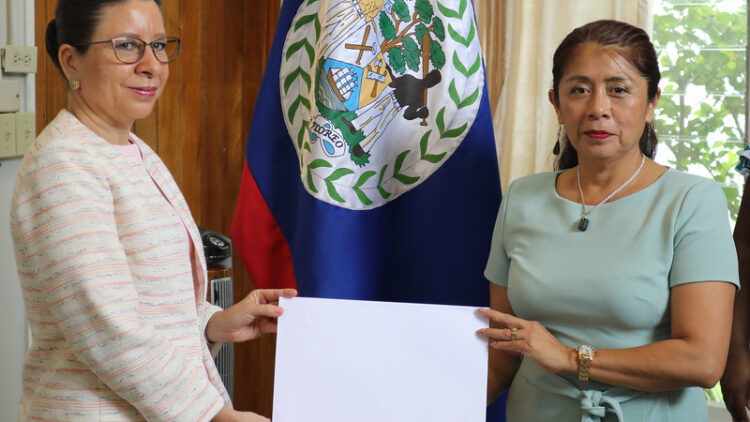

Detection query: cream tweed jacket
xmin=11 ymin=110 xmax=230 ymax=421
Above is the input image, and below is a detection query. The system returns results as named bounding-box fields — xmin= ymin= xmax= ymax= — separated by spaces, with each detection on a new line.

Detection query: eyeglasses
xmin=76 ymin=36 xmax=181 ymax=64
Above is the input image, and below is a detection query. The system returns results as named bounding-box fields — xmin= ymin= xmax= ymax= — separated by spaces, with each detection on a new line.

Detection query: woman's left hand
xmin=477 ymin=308 xmax=576 ymax=374
xmin=206 ymin=288 xmax=297 ymax=344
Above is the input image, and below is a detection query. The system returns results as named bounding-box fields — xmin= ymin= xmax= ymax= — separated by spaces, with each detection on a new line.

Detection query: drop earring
xmin=70 ymin=80 xmax=80 ymax=90
xmin=553 ymin=125 xmax=564 ymax=155
xmin=645 ymin=123 xmax=653 ymax=156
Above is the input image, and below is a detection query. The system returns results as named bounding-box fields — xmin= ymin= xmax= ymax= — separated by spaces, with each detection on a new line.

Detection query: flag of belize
xmin=232 ymin=0 xmax=505 ymax=418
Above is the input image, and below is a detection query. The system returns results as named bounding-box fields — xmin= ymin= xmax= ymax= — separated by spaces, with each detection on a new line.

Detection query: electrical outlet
xmin=0 ymin=80 xmax=21 ymax=113
xmin=2 ymin=45 xmax=38 ymax=73
xmin=15 ymin=112 xmax=34 ymax=155
xmin=0 ymin=114 xmax=16 ymax=158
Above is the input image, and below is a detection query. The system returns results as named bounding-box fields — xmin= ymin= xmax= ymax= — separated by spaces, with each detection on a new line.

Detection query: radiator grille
xmin=210 ymin=277 xmax=234 ymax=399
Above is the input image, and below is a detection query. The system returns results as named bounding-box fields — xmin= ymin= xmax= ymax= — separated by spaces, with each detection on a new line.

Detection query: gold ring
xmin=511 ymin=327 xmax=518 ymax=341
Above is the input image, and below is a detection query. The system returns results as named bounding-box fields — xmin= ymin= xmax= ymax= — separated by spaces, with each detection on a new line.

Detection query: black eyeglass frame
xmin=75 ymin=36 xmax=181 ymax=64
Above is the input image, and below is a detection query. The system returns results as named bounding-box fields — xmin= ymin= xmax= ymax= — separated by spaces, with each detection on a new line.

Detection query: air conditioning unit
xmin=210 ymin=276 xmax=234 ymax=399
xmin=201 ymin=229 xmax=234 ymax=400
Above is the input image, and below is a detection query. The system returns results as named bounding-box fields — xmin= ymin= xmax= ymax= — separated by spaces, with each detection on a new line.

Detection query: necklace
xmin=576 ymin=154 xmax=646 ymax=232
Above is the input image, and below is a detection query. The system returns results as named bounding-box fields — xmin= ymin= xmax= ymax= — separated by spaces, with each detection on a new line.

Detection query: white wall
xmin=0 ymin=157 xmax=25 ymax=419
xmin=1 ymin=0 xmax=34 ymax=419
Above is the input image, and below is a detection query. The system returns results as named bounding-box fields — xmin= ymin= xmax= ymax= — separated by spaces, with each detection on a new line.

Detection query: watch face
xmin=578 ymin=345 xmax=596 ymax=356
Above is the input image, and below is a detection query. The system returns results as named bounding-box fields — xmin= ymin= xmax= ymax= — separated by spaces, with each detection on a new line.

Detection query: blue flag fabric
xmin=232 ymin=0 xmax=505 ymax=419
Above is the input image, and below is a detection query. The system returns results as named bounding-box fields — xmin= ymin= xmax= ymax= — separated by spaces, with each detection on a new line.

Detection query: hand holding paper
xmin=206 ymin=288 xmax=297 ymax=344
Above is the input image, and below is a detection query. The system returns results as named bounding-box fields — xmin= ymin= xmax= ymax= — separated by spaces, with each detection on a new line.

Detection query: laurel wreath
xmin=281 ymin=0 xmax=483 ymax=209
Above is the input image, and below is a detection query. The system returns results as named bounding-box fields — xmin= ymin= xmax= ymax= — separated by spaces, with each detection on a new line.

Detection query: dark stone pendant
xmin=578 ymin=217 xmax=589 ymax=232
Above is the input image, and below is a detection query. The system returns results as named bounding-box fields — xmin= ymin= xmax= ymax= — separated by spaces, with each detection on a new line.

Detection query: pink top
xmin=112 ymin=140 xmax=142 ymax=160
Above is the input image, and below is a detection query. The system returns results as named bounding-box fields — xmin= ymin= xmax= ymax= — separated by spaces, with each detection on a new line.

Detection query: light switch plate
xmin=0 ymin=114 xmax=16 ymax=158
xmin=15 ymin=111 xmax=34 ymax=155
xmin=0 ymin=80 xmax=21 ymax=113
xmin=2 ymin=45 xmax=38 ymax=73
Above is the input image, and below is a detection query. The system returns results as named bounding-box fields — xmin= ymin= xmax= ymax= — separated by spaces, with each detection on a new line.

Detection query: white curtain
xmin=494 ymin=0 xmax=653 ymax=190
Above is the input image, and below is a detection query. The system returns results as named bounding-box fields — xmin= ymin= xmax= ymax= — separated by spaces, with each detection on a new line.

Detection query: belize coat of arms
xmin=280 ymin=0 xmax=485 ymax=209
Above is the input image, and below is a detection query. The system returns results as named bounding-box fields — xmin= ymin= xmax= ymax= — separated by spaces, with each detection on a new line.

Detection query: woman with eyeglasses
xmin=10 ymin=1 xmax=295 ymax=421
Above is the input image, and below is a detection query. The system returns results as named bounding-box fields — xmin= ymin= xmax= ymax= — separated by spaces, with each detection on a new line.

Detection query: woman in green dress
xmin=478 ymin=20 xmax=738 ymax=421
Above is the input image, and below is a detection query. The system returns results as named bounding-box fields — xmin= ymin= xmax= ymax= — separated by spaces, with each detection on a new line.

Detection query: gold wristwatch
xmin=577 ymin=344 xmax=596 ymax=382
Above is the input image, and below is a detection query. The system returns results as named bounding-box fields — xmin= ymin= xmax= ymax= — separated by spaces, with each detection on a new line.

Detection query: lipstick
xmin=585 ymin=130 xmax=613 ymax=140
xmin=129 ymin=87 xmax=157 ymax=98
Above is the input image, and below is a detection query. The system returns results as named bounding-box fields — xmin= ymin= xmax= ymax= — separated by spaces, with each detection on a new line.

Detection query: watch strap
xmin=577 ymin=345 xmax=596 ymax=382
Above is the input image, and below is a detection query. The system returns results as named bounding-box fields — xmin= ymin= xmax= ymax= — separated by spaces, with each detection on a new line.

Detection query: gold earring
xmin=70 ymin=80 xmax=80 ymax=90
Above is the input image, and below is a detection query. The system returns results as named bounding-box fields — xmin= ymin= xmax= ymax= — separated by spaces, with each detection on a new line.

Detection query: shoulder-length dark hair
xmin=552 ymin=20 xmax=661 ymax=170
xmin=45 ymin=0 xmax=163 ymax=78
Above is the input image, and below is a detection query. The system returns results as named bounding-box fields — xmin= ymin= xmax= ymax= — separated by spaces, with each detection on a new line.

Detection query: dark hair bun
xmin=45 ymin=19 xmax=63 ymax=73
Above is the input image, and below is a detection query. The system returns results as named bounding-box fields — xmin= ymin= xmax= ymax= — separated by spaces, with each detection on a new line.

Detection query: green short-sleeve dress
xmin=484 ymin=168 xmax=739 ymax=422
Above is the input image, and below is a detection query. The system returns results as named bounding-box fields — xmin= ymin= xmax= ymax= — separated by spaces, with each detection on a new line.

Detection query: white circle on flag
xmin=280 ymin=0 xmax=485 ymax=210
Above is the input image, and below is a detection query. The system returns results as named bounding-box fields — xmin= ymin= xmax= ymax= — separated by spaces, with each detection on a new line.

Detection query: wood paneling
xmin=36 ymin=0 xmax=67 ymax=132
xmin=35 ymin=0 xmax=501 ymax=417
xmin=230 ymin=3 xmax=283 ymax=416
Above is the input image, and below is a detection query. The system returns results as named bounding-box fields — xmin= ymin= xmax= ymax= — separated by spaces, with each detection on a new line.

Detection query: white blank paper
xmin=272 ymin=297 xmax=489 ymax=422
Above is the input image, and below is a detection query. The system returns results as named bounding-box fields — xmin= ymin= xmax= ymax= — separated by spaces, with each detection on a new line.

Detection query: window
xmin=653 ymin=1 xmax=746 ymax=405
xmin=653 ymin=0 xmax=748 ymax=222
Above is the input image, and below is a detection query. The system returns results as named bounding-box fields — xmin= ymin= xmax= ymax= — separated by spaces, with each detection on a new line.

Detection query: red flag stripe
xmin=231 ymin=161 xmax=296 ymax=290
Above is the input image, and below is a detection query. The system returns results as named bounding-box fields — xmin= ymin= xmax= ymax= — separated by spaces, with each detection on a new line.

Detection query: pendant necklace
xmin=576 ymin=154 xmax=645 ymax=232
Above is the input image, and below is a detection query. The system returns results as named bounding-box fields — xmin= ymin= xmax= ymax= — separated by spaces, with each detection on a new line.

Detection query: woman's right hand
xmin=722 ymin=348 xmax=750 ymax=422
xmin=206 ymin=288 xmax=297 ymax=344
xmin=212 ymin=406 xmax=270 ymax=422
xmin=477 ymin=307 xmax=577 ymax=375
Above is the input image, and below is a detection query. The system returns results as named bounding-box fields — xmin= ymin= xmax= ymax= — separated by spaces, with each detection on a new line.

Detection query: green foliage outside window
xmin=653 ymin=0 xmax=747 ymax=221
xmin=654 ymin=1 xmax=746 ymax=402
